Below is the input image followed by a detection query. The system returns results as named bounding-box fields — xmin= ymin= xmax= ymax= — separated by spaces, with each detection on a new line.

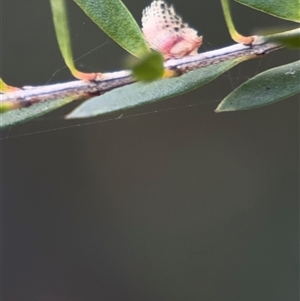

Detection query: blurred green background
xmin=1 ymin=0 xmax=299 ymax=300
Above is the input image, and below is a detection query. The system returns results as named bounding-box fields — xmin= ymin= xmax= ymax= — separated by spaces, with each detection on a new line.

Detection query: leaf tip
xmin=64 ymin=112 xmax=77 ymax=119
xmin=215 ymin=102 xmax=235 ymax=113
xmin=65 ymin=108 xmax=90 ymax=119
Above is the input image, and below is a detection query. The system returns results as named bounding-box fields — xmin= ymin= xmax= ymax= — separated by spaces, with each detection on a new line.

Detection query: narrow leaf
xmin=66 ymin=59 xmax=240 ymax=119
xmin=73 ymin=0 xmax=150 ymax=57
xmin=50 ymin=0 xmax=74 ymax=73
xmin=0 ymin=97 xmax=75 ymax=129
xmin=234 ymin=0 xmax=300 ymax=23
xmin=221 ymin=0 xmax=254 ymax=44
xmin=216 ymin=60 xmax=300 ymax=112
xmin=50 ymin=0 xmax=96 ymax=80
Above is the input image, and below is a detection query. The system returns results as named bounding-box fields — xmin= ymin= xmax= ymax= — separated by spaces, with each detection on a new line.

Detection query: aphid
xmin=142 ymin=0 xmax=203 ymax=60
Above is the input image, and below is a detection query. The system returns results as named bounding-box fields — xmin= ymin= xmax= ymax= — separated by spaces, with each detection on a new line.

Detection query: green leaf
xmin=66 ymin=59 xmax=240 ymax=119
xmin=131 ymin=51 xmax=164 ymax=82
xmin=265 ymin=28 xmax=300 ymax=48
xmin=50 ymin=0 xmax=97 ymax=79
xmin=221 ymin=0 xmax=254 ymax=44
xmin=215 ymin=60 xmax=300 ymax=112
xmin=0 ymin=96 xmax=75 ymax=129
xmin=50 ymin=0 xmax=77 ymax=76
xmin=234 ymin=0 xmax=300 ymax=23
xmin=73 ymin=0 xmax=150 ymax=58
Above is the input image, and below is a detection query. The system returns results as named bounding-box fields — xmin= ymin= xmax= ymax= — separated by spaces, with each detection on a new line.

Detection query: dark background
xmin=1 ymin=0 xmax=299 ymax=300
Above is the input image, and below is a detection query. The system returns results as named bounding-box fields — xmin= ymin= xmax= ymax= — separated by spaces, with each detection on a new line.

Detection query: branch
xmin=1 ymin=35 xmax=285 ymax=109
